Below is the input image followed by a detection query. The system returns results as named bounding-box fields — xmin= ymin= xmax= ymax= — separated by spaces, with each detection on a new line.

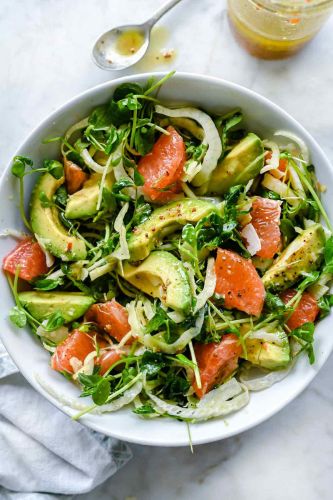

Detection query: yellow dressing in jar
xmin=227 ymin=0 xmax=333 ymax=59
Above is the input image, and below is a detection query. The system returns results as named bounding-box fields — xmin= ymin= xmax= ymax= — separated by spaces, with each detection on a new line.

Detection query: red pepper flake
xmin=67 ymin=242 xmax=73 ymax=252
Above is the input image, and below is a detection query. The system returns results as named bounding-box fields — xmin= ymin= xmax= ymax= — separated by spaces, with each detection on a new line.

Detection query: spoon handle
xmin=147 ymin=0 xmax=183 ymax=27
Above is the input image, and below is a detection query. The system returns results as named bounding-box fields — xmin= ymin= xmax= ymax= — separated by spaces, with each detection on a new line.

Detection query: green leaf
xmin=182 ymin=224 xmax=196 ymax=246
xmin=43 ymin=160 xmax=63 ymax=179
xmin=132 ymin=404 xmax=156 ymax=415
xmin=323 ymin=236 xmax=333 ymax=273
xmin=111 ymin=178 xmax=134 ymax=202
xmin=297 ymin=272 xmax=320 ymax=292
xmin=88 ymin=105 xmax=113 ymax=128
xmin=11 ymin=156 xmax=33 ymax=178
xmin=175 ymin=354 xmax=196 ymax=369
xmin=104 ymin=126 xmax=120 ymax=155
xmin=133 ymin=168 xmax=144 ymax=187
xmin=44 ymin=311 xmax=65 ymax=331
xmin=118 ymin=95 xmax=142 ymax=111
xmin=134 ymin=125 xmax=155 ymax=155
xmin=317 ymin=294 xmax=333 ymax=318
xmin=186 ymin=142 xmax=207 ymax=161
xmin=292 ymin=322 xmax=315 ymax=343
xmin=140 ymin=351 xmax=169 ymax=378
xmin=265 ymin=292 xmax=287 ymax=313
xmin=34 ymin=278 xmax=63 ymax=291
xmin=291 ymin=322 xmax=315 ymax=364
xmin=132 ymin=197 xmax=152 ymax=226
xmin=91 ymin=378 xmax=110 ymax=405
xmin=145 ymin=307 xmax=169 ymax=335
xmin=280 ymin=218 xmax=295 ymax=244
xmin=162 ymin=373 xmax=190 ymax=402
xmin=9 ymin=306 xmax=27 ymax=328
xmin=113 ymin=83 xmax=143 ymax=101
xmin=102 ymin=188 xmax=116 ymax=211
xmin=55 ymin=185 xmax=68 ymax=208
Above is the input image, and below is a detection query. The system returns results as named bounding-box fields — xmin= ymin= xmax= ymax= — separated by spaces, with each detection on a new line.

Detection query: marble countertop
xmin=1 ymin=0 xmax=333 ymax=498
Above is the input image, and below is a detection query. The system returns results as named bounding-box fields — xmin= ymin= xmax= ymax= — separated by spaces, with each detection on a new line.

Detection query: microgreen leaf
xmin=11 ymin=156 xmax=33 ymax=178
xmin=9 ymin=306 xmax=27 ymax=328
xmin=43 ymin=160 xmax=63 ymax=179
xmin=34 ymin=278 xmax=63 ymax=291
xmin=44 ymin=311 xmax=65 ymax=332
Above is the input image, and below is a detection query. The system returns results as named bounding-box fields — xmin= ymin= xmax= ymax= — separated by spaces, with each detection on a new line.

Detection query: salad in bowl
xmin=3 ymin=73 xmax=333 ymax=425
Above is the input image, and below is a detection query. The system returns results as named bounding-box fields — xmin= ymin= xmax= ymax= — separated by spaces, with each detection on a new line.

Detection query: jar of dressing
xmin=228 ymin=0 xmax=333 ymax=59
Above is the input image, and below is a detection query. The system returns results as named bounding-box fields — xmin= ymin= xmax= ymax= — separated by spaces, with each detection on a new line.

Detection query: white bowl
xmin=1 ymin=73 xmax=332 ymax=446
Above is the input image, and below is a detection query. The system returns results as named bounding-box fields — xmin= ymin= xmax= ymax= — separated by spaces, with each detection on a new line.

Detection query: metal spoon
xmin=92 ymin=0 xmax=182 ymax=71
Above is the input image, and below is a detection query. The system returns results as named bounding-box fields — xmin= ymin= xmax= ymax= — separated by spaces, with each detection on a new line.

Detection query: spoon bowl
xmin=92 ymin=0 xmax=182 ymax=71
xmin=92 ymin=23 xmax=150 ymax=71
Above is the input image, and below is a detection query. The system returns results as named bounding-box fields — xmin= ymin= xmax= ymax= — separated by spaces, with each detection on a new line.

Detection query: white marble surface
xmin=1 ymin=0 xmax=333 ymax=498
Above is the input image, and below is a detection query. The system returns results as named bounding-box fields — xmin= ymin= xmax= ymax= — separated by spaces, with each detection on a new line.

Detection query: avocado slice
xmin=245 ymin=330 xmax=290 ymax=369
xmin=207 ymin=133 xmax=264 ymax=195
xmin=123 ymin=251 xmax=192 ymax=314
xmin=65 ymin=173 xmax=114 ymax=219
xmin=262 ymin=224 xmax=325 ymax=291
xmin=30 ymin=173 xmax=86 ymax=261
xmin=18 ymin=291 xmax=94 ymax=322
xmin=128 ymin=199 xmax=217 ymax=261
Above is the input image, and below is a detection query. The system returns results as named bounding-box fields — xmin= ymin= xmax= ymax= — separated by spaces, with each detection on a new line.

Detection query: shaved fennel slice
xmin=261 ymin=140 xmax=280 ymax=174
xmin=127 ymin=300 xmax=145 ymax=340
xmin=194 ymin=257 xmax=216 ymax=312
xmin=240 ymin=223 xmax=261 ymax=256
xmin=81 ymin=149 xmax=106 ymax=174
xmin=155 ymin=104 xmax=222 ymax=186
xmin=61 ymin=117 xmax=89 ymax=157
xmin=113 ymin=150 xmax=136 ymax=200
xmin=0 ymin=228 xmax=28 ymax=239
xmin=111 ymin=202 xmax=130 ymax=261
xmin=35 ymin=374 xmax=142 ymax=414
xmin=142 ymin=308 xmax=205 ymax=354
xmin=262 ymin=174 xmax=300 ymax=206
xmin=309 ymin=273 xmax=332 ymax=299
xmin=247 ymin=327 xmax=286 ymax=346
xmin=147 ymin=378 xmax=249 ymax=421
xmin=182 ymin=159 xmax=201 ymax=182
xmin=34 ymin=233 xmax=55 ymax=267
xmin=274 ymin=130 xmax=309 ymax=164
xmin=288 ymin=165 xmax=305 ymax=198
xmin=239 ymin=363 xmax=292 ymax=391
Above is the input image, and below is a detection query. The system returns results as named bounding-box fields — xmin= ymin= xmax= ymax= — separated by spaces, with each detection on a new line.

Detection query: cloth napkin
xmin=0 ymin=346 xmax=132 ymax=499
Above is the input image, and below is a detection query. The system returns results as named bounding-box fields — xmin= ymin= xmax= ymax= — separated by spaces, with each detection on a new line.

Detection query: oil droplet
xmin=115 ymin=30 xmax=145 ymax=56
xmin=135 ymin=26 xmax=177 ymax=71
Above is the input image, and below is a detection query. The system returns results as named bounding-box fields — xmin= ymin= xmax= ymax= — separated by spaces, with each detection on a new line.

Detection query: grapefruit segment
xmin=280 ymin=289 xmax=319 ymax=330
xmin=193 ymin=334 xmax=242 ymax=398
xmin=3 ymin=238 xmax=48 ymax=281
xmin=215 ymin=248 xmax=265 ymax=316
xmin=138 ymin=126 xmax=186 ymax=203
xmin=250 ymin=197 xmax=281 ymax=259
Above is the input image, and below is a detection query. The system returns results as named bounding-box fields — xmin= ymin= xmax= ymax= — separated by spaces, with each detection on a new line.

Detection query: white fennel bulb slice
xmin=147 ymin=378 xmax=249 ymax=421
xmin=240 ymin=223 xmax=261 ymax=256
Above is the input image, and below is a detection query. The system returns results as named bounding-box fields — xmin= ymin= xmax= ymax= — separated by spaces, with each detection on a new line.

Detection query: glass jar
xmin=228 ymin=0 xmax=333 ymax=59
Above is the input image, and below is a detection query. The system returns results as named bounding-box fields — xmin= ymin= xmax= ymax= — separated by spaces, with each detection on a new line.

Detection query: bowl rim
xmin=1 ymin=71 xmax=332 ymax=446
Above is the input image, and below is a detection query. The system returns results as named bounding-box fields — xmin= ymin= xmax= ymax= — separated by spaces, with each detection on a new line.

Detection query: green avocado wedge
xmin=262 ymin=224 xmax=326 ymax=291
xmin=65 ymin=172 xmax=114 ymax=219
xmin=18 ymin=291 xmax=95 ymax=322
xmin=123 ymin=251 xmax=192 ymax=314
xmin=206 ymin=133 xmax=264 ymax=195
xmin=245 ymin=330 xmax=290 ymax=370
xmin=128 ymin=198 xmax=217 ymax=261
xmin=30 ymin=173 xmax=87 ymax=261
